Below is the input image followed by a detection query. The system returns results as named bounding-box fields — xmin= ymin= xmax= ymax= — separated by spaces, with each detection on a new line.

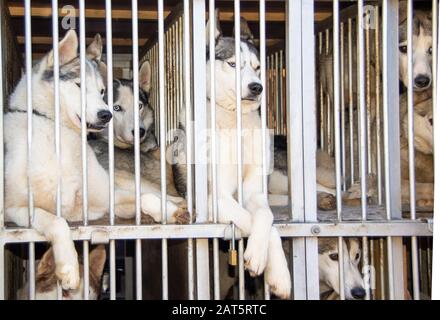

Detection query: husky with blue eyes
xmin=4 ymin=30 xmax=165 ymax=292
xmin=172 ymin=13 xmax=291 ymax=298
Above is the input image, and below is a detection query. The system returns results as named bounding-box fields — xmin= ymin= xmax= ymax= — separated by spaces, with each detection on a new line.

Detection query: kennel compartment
xmin=0 ymin=0 xmax=437 ymax=300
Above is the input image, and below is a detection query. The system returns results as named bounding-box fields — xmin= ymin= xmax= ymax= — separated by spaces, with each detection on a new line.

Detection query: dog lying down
xmin=18 ymin=245 xmax=106 ymax=300
xmin=220 ymin=237 xmax=365 ymax=300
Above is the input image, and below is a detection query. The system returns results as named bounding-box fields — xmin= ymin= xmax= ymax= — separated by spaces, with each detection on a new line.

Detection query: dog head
xmin=9 ymin=30 xmax=111 ymax=131
xmin=206 ymin=11 xmax=262 ymax=113
xmin=18 ymin=245 xmax=106 ymax=300
xmin=319 ymin=238 xmax=366 ymax=300
xmin=108 ymin=61 xmax=157 ymax=151
xmin=399 ymin=3 xmax=433 ymax=91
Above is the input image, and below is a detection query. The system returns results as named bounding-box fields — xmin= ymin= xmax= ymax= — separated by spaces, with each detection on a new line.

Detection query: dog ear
xmin=233 ymin=17 xmax=255 ymax=44
xmin=87 ymin=34 xmax=103 ymax=61
xmin=399 ymin=1 xmax=408 ymax=24
xmin=206 ymin=8 xmax=222 ymax=45
xmin=36 ymin=247 xmax=56 ymax=277
xmin=47 ymin=29 xmax=78 ymax=67
xmin=89 ymin=245 xmax=107 ymax=280
xmin=139 ymin=60 xmax=152 ymax=93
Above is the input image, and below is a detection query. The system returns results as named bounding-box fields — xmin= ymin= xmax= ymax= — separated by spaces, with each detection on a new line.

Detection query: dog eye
xmin=329 ymin=253 xmax=339 ymax=261
xmin=139 ymin=103 xmax=143 ymax=110
xmin=75 ymin=82 xmax=81 ymax=88
xmin=113 ymin=105 xmax=122 ymax=112
xmin=355 ymin=253 xmax=360 ymax=260
xmin=255 ymin=66 xmax=260 ymax=71
xmin=399 ymin=45 xmax=407 ymax=54
xmin=228 ymin=62 xmax=236 ymax=68
xmin=428 ymin=47 xmax=433 ymax=55
xmin=101 ymin=89 xmax=105 ymax=96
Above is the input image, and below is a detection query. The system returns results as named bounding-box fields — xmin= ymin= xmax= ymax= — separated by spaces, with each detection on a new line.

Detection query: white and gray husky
xmin=88 ymin=60 xmax=190 ymax=224
xmin=4 ymin=30 xmax=162 ymax=290
xmin=173 ymin=15 xmax=291 ymax=298
xmin=220 ymin=238 xmax=365 ymax=300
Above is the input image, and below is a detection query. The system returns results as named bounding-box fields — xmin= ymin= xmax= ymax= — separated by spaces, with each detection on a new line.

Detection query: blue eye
xmin=113 ymin=105 xmax=122 ymax=112
xmin=228 ymin=62 xmax=236 ymax=68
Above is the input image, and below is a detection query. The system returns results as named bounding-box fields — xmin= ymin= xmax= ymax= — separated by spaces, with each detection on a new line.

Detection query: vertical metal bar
xmin=358 ymin=0 xmax=371 ymax=300
xmin=83 ymin=241 xmax=89 ymax=300
xmin=382 ymin=0 xmax=405 ymax=300
xmin=259 ymin=0 xmax=270 ymax=300
xmin=131 ymin=0 xmax=143 ymax=300
xmin=0 ymin=2 xmax=4 ymax=299
xmin=369 ymin=238 xmax=376 ymax=300
xmin=78 ymin=7 xmax=88 ymax=299
xmin=24 ymin=0 xmax=35 ymax=300
xmin=319 ymin=32 xmax=325 ymax=150
xmin=357 ymin=0 xmax=368 ymax=221
xmin=287 ymin=0 xmax=305 ymax=300
xmin=233 ymin=0 xmax=245 ymax=300
xmin=433 ymin=0 xmax=440 ymax=300
xmin=208 ymin=0 xmax=220 ymax=301
xmin=105 ymin=0 xmax=116 ymax=301
xmin=375 ymin=5 xmax=383 ymax=205
xmin=333 ymin=0 xmax=345 ymax=301
xmin=405 ymin=0 xmax=420 ymax=301
xmin=157 ymin=0 xmax=169 ymax=300
xmin=340 ymin=22 xmax=346 ymax=191
xmin=379 ymin=238 xmax=385 ymax=299
xmin=333 ymin=0 xmax=342 ymax=222
xmin=366 ymin=20 xmax=372 ymax=174
xmin=183 ymin=0 xmax=195 ymax=300
xmin=348 ymin=18 xmax=355 ymax=186
xmin=193 ymin=0 xmax=211 ymax=300
xmin=79 ymin=0 xmax=88 ymax=226
xmin=51 ymin=0 xmax=62 ymax=221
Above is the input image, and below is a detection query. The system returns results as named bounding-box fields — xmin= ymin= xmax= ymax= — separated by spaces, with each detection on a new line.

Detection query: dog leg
xmin=141 ymin=192 xmax=190 ymax=224
xmin=5 ymin=207 xmax=79 ymax=290
xmin=217 ymin=195 xmax=291 ymax=299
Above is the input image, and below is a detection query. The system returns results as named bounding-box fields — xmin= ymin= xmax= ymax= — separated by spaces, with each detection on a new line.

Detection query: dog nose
xmin=351 ymin=287 xmax=366 ymax=300
xmin=414 ymin=75 xmax=431 ymax=88
xmin=132 ymin=128 xmax=146 ymax=138
xmin=248 ymin=82 xmax=263 ymax=95
xmin=97 ymin=110 xmax=112 ymax=123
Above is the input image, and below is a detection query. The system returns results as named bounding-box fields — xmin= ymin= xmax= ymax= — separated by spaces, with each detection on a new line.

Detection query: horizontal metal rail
xmin=0 ymin=221 xmax=433 ymax=244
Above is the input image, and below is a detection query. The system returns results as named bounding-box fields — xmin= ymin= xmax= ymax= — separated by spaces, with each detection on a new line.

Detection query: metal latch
xmin=91 ymin=230 xmax=110 ymax=244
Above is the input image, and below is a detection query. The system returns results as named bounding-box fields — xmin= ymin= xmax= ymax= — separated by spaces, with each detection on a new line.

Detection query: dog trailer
xmin=0 ymin=0 xmax=437 ymax=300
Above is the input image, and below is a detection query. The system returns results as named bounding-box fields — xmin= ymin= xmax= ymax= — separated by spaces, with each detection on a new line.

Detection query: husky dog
xmin=268 ymin=135 xmax=376 ymax=210
xmin=89 ymin=61 xmax=190 ymax=223
xmin=220 ymin=238 xmax=365 ymax=300
xmin=172 ymin=14 xmax=291 ymax=298
xmin=18 ymin=245 xmax=106 ymax=300
xmin=398 ymin=3 xmax=433 ymax=91
xmin=4 ymin=30 xmax=158 ymax=290
xmin=318 ymin=238 xmax=365 ymax=300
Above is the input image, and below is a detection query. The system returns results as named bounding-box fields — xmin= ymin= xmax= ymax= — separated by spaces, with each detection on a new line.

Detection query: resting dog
xmin=89 ymin=60 xmax=190 ymax=223
xmin=220 ymin=237 xmax=365 ymax=300
xmin=4 ymin=30 xmax=160 ymax=290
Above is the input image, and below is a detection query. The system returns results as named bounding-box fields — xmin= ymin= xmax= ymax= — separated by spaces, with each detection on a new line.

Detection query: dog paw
xmin=172 ymin=207 xmax=191 ymax=224
xmin=265 ymin=263 xmax=291 ymax=299
xmin=141 ymin=194 xmax=162 ymax=222
xmin=141 ymin=214 xmax=157 ymax=224
xmin=56 ymin=262 xmax=80 ymax=290
xmin=244 ymin=236 xmax=269 ymax=277
xmin=317 ymin=192 xmax=336 ymax=210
